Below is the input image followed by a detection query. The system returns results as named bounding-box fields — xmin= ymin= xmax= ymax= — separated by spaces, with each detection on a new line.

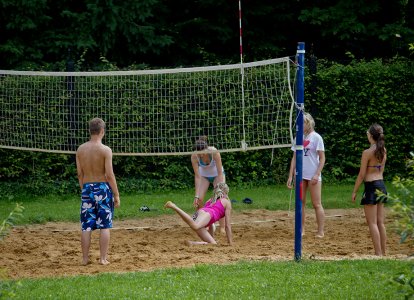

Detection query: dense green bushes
xmin=307 ymin=57 xmax=414 ymax=181
xmin=0 ymin=148 xmax=292 ymax=196
xmin=0 ymin=57 xmax=413 ymax=195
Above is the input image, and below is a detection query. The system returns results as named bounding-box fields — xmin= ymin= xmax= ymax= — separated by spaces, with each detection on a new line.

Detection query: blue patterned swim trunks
xmin=80 ymin=182 xmax=114 ymax=231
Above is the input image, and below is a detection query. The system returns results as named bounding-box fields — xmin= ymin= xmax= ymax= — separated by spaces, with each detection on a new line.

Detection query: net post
xmin=294 ymin=42 xmax=305 ymax=261
xmin=238 ymin=0 xmax=247 ymax=151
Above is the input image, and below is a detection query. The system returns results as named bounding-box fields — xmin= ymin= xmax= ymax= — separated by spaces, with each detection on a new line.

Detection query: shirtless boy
xmin=76 ymin=118 xmax=120 ymax=265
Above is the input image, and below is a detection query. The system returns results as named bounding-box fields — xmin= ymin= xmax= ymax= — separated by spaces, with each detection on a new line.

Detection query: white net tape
xmin=0 ymin=57 xmax=295 ymax=155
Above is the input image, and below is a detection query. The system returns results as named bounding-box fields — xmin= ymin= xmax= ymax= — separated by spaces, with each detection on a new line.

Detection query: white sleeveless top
xmin=198 ymin=147 xmax=224 ymax=178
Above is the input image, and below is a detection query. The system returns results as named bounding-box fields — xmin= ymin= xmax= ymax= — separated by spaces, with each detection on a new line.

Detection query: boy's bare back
xmin=76 ymin=141 xmax=111 ymax=183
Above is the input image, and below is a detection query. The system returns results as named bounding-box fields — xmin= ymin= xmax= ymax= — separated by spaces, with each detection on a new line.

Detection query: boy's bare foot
xmin=81 ymin=259 xmax=91 ymax=266
xmin=164 ymin=201 xmax=174 ymax=209
xmin=99 ymin=259 xmax=110 ymax=265
xmin=315 ymin=233 xmax=324 ymax=238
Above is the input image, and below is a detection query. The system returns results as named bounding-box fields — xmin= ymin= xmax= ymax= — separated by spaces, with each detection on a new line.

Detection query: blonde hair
xmin=211 ymin=182 xmax=229 ymax=203
xmin=304 ymin=113 xmax=315 ymax=130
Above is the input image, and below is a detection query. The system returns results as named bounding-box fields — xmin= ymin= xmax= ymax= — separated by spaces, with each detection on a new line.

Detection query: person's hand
xmin=114 ymin=195 xmax=120 ymax=208
xmin=216 ymin=174 xmax=225 ymax=184
xmin=351 ymin=192 xmax=357 ymax=203
xmin=311 ymin=175 xmax=319 ymax=185
xmin=193 ymin=196 xmax=201 ymax=208
xmin=287 ymin=176 xmax=293 ymax=189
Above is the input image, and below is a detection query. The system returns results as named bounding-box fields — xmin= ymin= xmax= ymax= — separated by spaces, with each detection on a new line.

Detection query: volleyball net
xmin=0 ymin=57 xmax=296 ymax=155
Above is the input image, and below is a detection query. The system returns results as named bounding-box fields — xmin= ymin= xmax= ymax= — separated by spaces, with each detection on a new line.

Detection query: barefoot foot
xmin=99 ymin=259 xmax=110 ymax=265
xmin=186 ymin=240 xmax=209 ymax=246
xmin=315 ymin=233 xmax=324 ymax=238
xmin=81 ymin=259 xmax=91 ymax=266
xmin=164 ymin=201 xmax=174 ymax=209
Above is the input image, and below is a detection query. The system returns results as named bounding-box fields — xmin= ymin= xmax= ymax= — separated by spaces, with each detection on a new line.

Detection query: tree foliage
xmin=299 ymin=0 xmax=414 ymax=57
xmin=388 ymin=152 xmax=414 ymax=246
xmin=1 ymin=0 xmax=413 ymax=69
xmin=0 ymin=203 xmax=24 ymax=240
xmin=387 ymin=152 xmax=414 ymax=299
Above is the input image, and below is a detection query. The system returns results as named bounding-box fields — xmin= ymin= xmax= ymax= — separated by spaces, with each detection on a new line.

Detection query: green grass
xmin=8 ymin=260 xmax=412 ymax=299
xmin=1 ymin=184 xmax=412 ymax=299
xmin=0 ymin=184 xmax=369 ymax=225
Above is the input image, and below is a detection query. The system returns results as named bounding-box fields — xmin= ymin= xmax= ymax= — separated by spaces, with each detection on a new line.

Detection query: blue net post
xmin=294 ymin=42 xmax=305 ymax=261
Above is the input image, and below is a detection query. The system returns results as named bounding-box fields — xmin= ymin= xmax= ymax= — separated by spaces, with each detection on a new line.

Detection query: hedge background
xmin=0 ymin=57 xmax=413 ymax=196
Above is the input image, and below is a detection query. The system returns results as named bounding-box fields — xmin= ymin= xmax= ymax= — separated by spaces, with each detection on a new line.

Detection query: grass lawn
xmin=7 ymin=260 xmax=413 ymax=300
xmin=0 ymin=184 xmax=368 ymax=225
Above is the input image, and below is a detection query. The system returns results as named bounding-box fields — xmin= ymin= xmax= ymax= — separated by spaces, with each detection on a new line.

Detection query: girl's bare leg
xmin=99 ymin=229 xmax=110 ymax=265
xmin=309 ymin=181 xmax=325 ymax=237
xmin=193 ymin=177 xmax=210 ymax=219
xmin=301 ymin=181 xmax=308 ymax=236
xmin=218 ymin=218 xmax=226 ymax=235
xmin=364 ymin=205 xmax=382 ymax=256
xmin=208 ymin=223 xmax=215 ymax=237
xmin=165 ymin=201 xmax=209 ymax=230
xmin=81 ymin=231 xmax=92 ymax=265
xmin=165 ymin=201 xmax=216 ymax=244
xmin=377 ymin=204 xmax=387 ymax=255
xmin=196 ymin=177 xmax=211 ymax=206
xmin=186 ymin=241 xmax=209 ymax=245
xmin=195 ymin=227 xmax=217 ymax=244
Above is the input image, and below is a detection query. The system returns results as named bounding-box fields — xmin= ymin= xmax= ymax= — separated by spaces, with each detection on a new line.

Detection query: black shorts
xmin=361 ymin=180 xmax=387 ymax=205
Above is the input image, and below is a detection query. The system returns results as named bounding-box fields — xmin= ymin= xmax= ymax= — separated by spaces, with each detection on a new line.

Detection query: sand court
xmin=0 ymin=208 xmax=412 ymax=279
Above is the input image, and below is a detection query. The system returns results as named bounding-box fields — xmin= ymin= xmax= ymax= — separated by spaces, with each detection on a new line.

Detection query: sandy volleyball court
xmin=0 ymin=208 xmax=412 ymax=279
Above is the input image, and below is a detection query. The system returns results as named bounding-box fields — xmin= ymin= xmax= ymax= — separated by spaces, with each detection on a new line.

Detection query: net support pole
xmin=294 ymin=42 xmax=305 ymax=261
xmin=238 ymin=0 xmax=247 ymax=150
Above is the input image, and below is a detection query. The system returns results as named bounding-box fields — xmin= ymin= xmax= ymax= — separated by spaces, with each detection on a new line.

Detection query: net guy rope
xmin=0 ymin=57 xmax=295 ymax=156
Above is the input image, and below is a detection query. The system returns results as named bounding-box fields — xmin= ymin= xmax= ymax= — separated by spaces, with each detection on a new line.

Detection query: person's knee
xmin=312 ymin=202 xmax=323 ymax=209
xmin=367 ymin=222 xmax=379 ymax=229
xmin=192 ymin=224 xmax=203 ymax=231
xmin=377 ymin=221 xmax=386 ymax=228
